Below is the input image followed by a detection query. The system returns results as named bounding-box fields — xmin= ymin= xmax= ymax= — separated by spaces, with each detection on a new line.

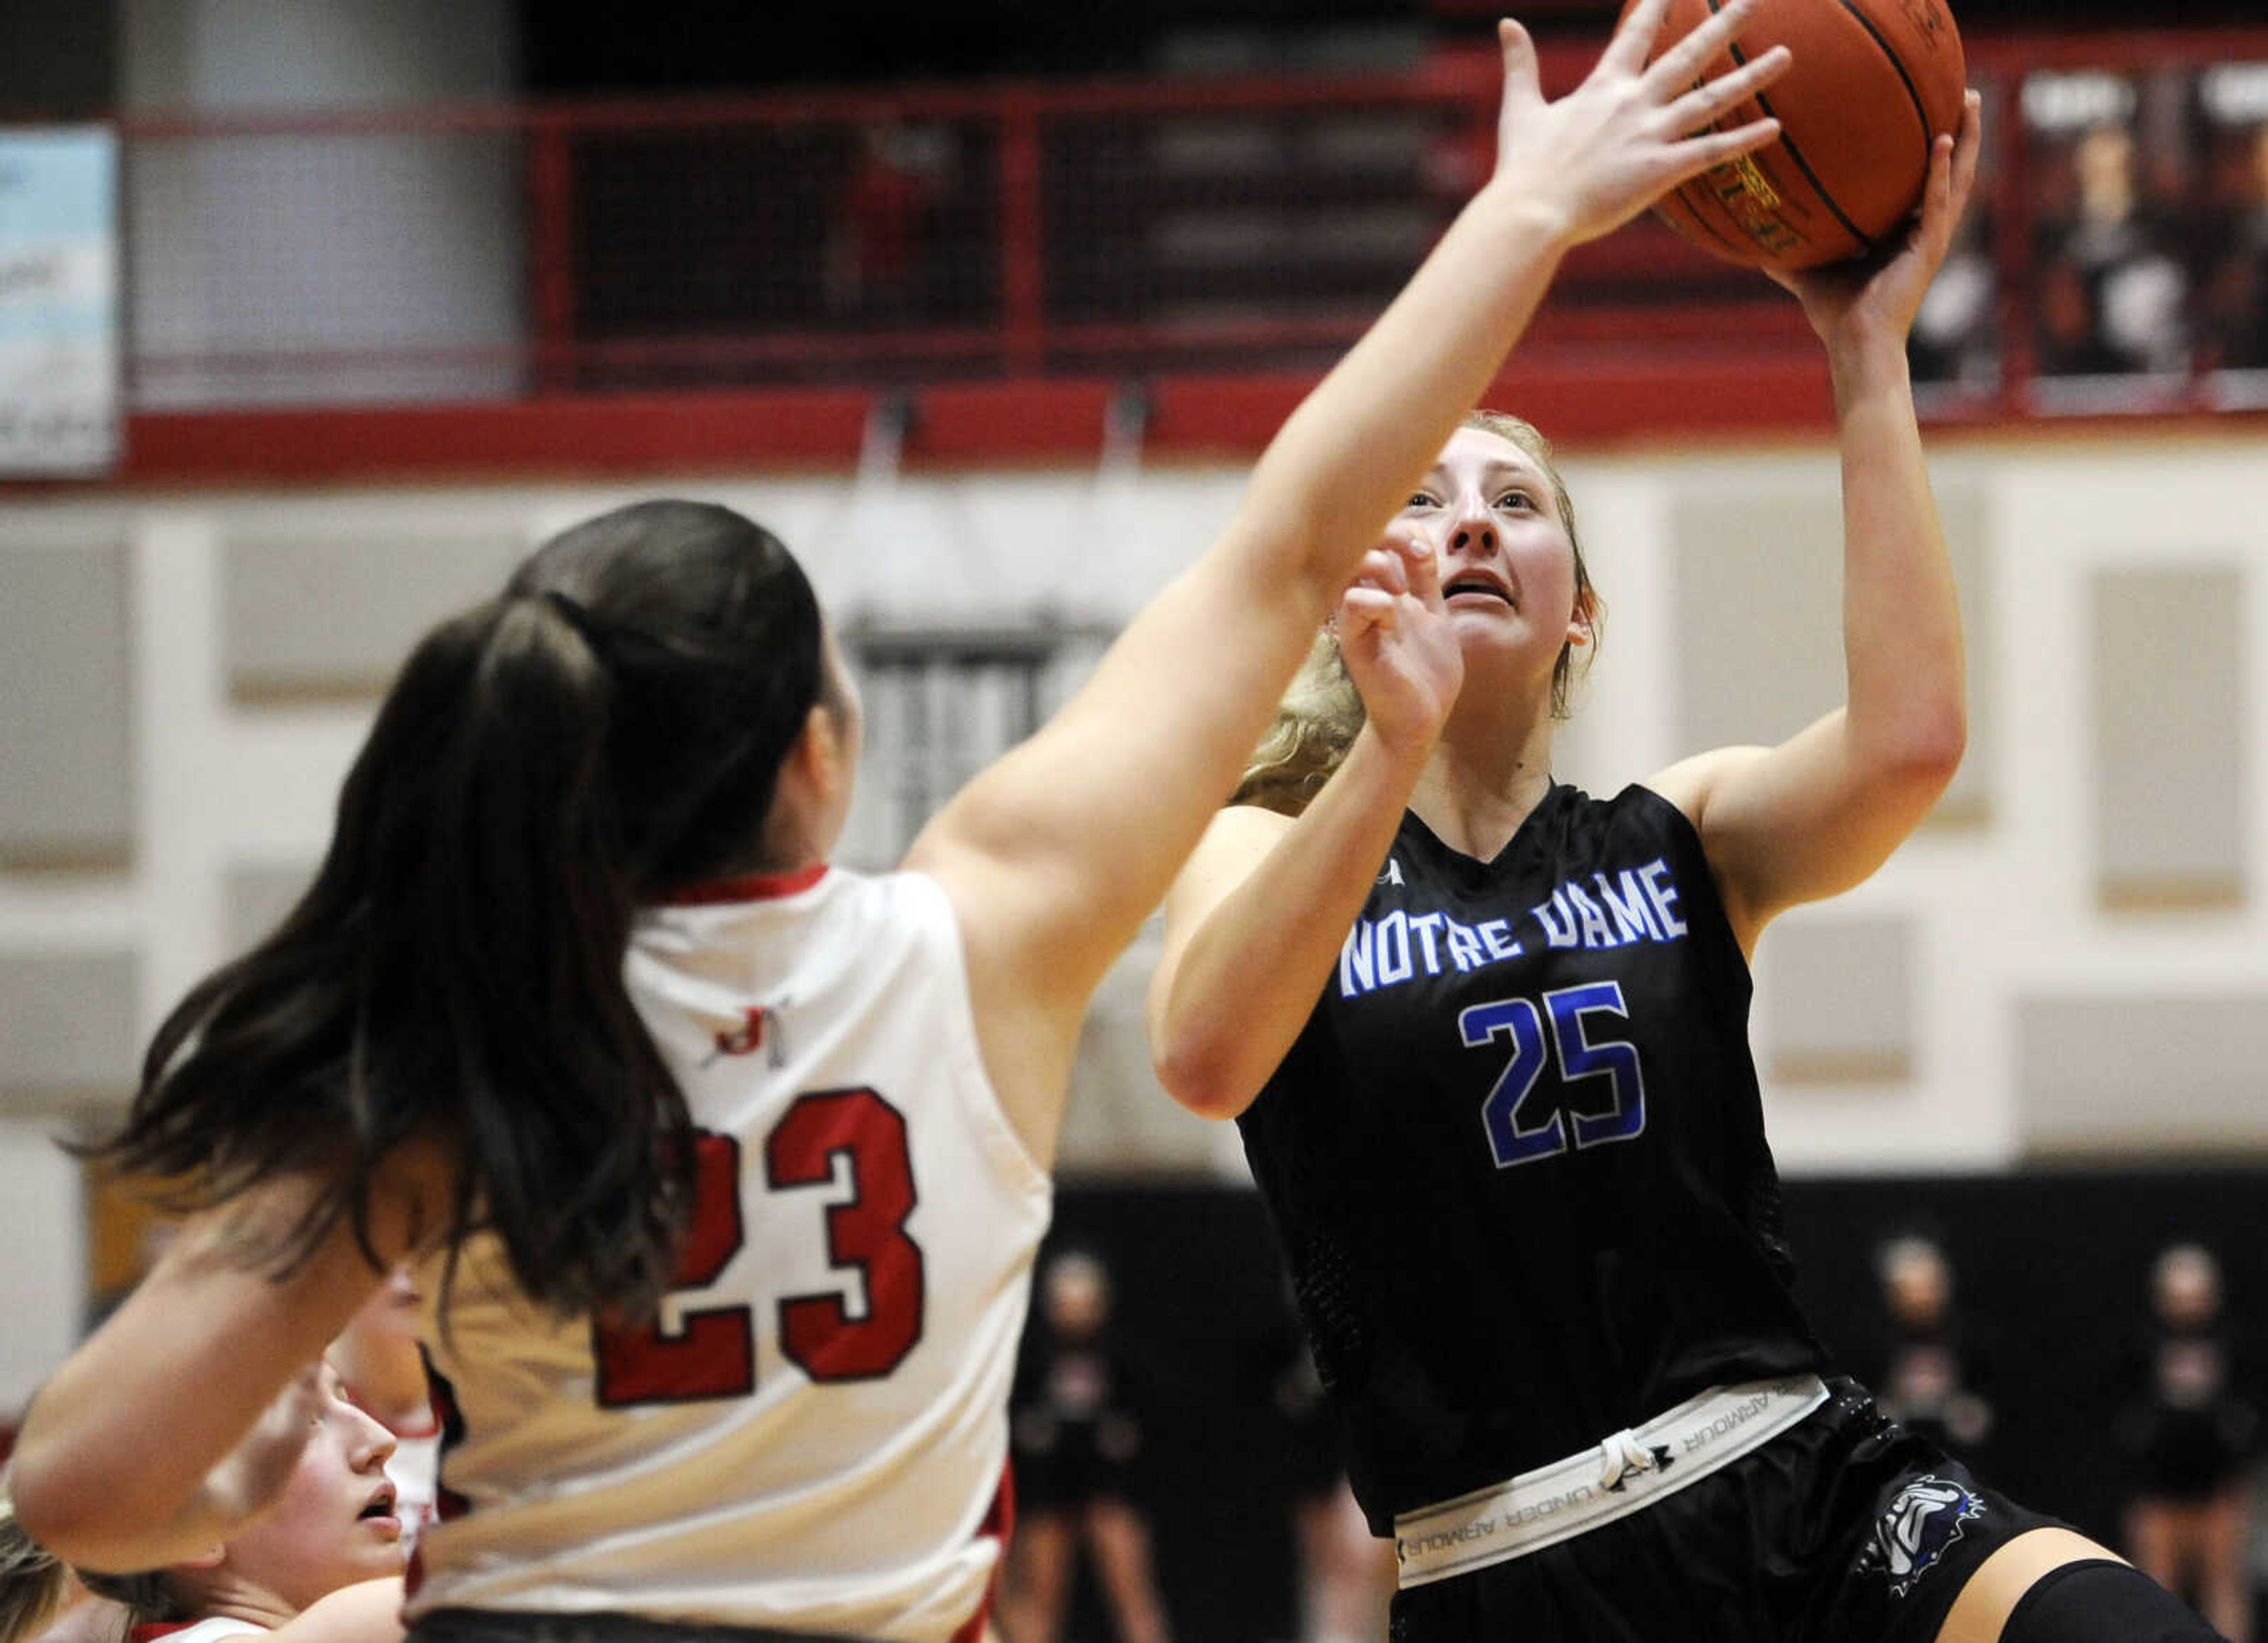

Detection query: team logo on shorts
xmin=1860 ymin=1475 xmax=1985 ymax=1598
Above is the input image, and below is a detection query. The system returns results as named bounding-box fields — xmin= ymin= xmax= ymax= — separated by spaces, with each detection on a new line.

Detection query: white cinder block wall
xmin=2 ymin=429 xmax=2265 ymax=1412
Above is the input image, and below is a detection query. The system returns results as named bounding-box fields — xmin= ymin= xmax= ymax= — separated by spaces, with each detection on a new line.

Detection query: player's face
xmin=220 ymin=1362 xmax=406 ymax=1610
xmin=1400 ymin=427 xmax=1584 ymax=682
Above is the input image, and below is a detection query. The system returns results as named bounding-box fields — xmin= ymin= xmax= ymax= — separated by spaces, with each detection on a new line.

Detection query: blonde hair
xmin=1233 ymin=412 xmax=1602 ymax=817
xmin=0 ymin=1498 xmax=73 ymax=1643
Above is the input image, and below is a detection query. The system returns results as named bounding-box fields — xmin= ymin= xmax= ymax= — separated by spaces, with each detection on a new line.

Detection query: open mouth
xmin=359 ymin=1485 xmax=398 ymax=1522
xmin=1443 ymin=577 xmax=1514 ymax=608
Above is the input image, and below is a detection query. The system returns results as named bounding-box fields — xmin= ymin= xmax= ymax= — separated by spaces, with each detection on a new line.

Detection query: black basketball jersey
xmin=1236 ymin=781 xmax=1829 ymax=1534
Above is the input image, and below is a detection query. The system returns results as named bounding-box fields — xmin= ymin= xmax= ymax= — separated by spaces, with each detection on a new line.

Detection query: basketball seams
xmin=1637 ymin=0 xmax=1963 ymax=270
xmin=1664 ymin=187 xmax=1754 ymax=260
xmin=1703 ymin=0 xmax=1875 ymax=259
xmin=1833 ymin=0 xmax=1938 ymax=164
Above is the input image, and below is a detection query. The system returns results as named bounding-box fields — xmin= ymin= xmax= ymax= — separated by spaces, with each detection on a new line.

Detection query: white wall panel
xmin=4 ymin=429 xmax=2267 ymax=1387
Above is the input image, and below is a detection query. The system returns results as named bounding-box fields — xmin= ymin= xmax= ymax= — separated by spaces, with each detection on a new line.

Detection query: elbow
xmin=1865 ymin=702 xmax=1966 ymax=806
xmin=1151 ymin=1038 xmax=1260 ymax=1123
xmin=8 ymin=1445 xmax=94 ymax=1569
xmin=1900 ymin=700 xmax=1967 ymax=789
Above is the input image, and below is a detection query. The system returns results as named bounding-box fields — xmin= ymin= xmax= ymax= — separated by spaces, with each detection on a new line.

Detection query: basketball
xmin=1618 ymin=0 xmax=1968 ymax=271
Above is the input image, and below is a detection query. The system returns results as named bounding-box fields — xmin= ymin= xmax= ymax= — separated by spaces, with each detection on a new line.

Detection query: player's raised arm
xmin=1644 ymin=90 xmax=1984 ymax=954
xmin=906 ymin=0 xmax=1790 ymax=1161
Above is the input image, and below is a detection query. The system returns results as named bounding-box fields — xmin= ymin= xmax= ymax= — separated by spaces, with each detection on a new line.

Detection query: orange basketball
xmin=1617 ymin=0 xmax=1967 ymax=271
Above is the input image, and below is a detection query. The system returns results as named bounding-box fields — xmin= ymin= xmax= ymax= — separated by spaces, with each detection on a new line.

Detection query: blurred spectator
xmin=2036 ymin=120 xmax=2191 ymax=377
xmin=825 ymin=123 xmax=948 ymax=323
xmin=1002 ymin=1251 xmax=1172 ymax=1643
xmin=2116 ymin=1244 xmax=2260 ymax=1642
xmin=2200 ymin=121 xmax=2268 ymax=373
xmin=1911 ymin=83 xmax=1999 ymax=389
xmin=1267 ymin=1325 xmax=1393 ymax=1643
xmin=1859 ymin=1234 xmax=1999 ymax=1463
xmin=1910 ymin=210 xmax=1999 ymax=388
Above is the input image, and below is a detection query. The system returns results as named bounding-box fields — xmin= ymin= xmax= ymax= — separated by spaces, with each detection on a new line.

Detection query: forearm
xmin=12 ymin=1202 xmax=380 ymax=1569
xmin=1830 ymin=334 xmax=1966 ymax=774
xmin=1235 ymin=179 xmax=1574 ymax=606
xmin=1155 ymin=729 xmax=1428 ymax=1118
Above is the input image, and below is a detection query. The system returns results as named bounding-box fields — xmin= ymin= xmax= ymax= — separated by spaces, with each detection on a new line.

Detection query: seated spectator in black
xmin=2116 ymin=1243 xmax=2260 ymax=1643
xmin=1859 ymin=1234 xmax=1997 ymax=1465
xmin=2037 ymin=120 xmax=2191 ymax=376
xmin=1000 ymin=1251 xmax=1170 ymax=1643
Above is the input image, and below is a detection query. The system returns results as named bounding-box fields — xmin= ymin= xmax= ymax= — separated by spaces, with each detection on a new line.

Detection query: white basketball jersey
xmin=406 ymin=867 xmax=1052 ymax=1642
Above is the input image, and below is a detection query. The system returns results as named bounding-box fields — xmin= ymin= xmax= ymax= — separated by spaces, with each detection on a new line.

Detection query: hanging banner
xmin=0 ymin=126 xmax=119 ymax=477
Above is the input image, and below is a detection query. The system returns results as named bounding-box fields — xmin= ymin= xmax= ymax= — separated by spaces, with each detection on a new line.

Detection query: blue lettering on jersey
xmin=1340 ymin=856 xmax=1687 ymax=999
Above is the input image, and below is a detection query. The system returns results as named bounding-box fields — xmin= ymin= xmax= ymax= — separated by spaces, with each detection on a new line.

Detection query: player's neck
xmin=1412 ymin=712 xmax=1556 ymax=862
xmin=171 ymin=1572 xmax=296 ymax=1634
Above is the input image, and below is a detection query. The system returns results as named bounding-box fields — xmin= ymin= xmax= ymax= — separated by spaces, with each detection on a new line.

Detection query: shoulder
xmin=1635 ymin=746 xmax=1771 ymax=835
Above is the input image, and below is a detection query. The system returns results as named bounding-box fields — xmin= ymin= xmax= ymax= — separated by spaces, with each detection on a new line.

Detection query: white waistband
xmin=1392 ymin=1374 xmax=1831 ymax=1588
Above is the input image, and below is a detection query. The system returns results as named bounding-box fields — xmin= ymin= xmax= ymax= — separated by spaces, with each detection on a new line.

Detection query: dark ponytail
xmin=96 ymin=501 xmax=827 ymax=1316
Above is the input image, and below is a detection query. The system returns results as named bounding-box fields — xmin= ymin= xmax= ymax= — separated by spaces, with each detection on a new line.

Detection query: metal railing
xmin=84 ymin=26 xmax=2268 ymax=433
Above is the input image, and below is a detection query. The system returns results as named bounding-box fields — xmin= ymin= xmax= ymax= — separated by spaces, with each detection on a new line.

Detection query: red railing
xmin=73 ymin=27 xmax=2268 ymax=479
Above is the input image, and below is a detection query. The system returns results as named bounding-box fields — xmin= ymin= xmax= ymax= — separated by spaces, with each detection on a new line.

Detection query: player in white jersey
xmin=410 ymin=870 xmax=1048 ymax=1639
xmin=11 ymin=7 xmax=1793 ymax=1640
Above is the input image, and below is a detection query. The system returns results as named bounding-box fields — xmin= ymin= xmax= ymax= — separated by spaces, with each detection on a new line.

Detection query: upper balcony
xmin=28 ymin=24 xmax=2268 ymax=481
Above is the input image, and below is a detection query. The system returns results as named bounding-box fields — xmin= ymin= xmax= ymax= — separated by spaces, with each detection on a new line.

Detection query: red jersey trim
xmin=656 ymin=864 xmax=829 ymax=905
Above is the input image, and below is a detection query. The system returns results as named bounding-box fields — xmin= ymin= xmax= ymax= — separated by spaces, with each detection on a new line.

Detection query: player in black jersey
xmin=1149 ymin=84 xmax=2223 ymax=1643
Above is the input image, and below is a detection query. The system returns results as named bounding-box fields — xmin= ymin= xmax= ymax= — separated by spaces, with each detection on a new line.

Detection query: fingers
xmin=1498 ymin=17 xmax=1542 ymax=109
xmin=1600 ymin=0 xmax=1675 ymax=77
xmin=1354 ymin=545 xmax=1411 ymax=598
xmin=1661 ymin=115 xmax=1782 ymax=189
xmin=1643 ymin=0 xmax=1765 ymax=97
xmin=1341 ymin=586 xmax=1397 ymax=622
xmin=1910 ymin=89 xmax=1980 ymax=257
xmin=1661 ymin=43 xmax=1789 ymax=136
xmin=1402 ymin=532 xmax=1445 ymax=608
xmin=1947 ymin=89 xmax=1984 ymax=219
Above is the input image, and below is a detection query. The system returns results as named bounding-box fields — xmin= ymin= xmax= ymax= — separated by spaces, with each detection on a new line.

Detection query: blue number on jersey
xmin=1462 ymin=981 xmax=1646 ymax=1168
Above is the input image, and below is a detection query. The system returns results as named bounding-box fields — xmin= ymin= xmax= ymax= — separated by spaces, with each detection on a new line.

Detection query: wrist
xmin=1824 ymin=329 xmax=1914 ymax=408
xmin=1351 ymin=715 xmax=1442 ymax=782
xmin=1468 ymin=174 xmax=1579 ymax=252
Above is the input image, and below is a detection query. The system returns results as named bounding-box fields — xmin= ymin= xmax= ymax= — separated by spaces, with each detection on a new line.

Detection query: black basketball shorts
xmin=1388 ymin=1379 xmax=2071 ymax=1643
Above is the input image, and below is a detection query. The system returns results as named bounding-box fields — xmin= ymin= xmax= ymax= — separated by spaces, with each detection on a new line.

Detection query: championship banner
xmin=0 ymin=126 xmax=119 ymax=477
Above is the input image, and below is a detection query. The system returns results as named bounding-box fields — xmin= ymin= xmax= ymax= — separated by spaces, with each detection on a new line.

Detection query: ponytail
xmin=100 ymin=594 xmax=689 ymax=1313
xmin=96 ymin=501 xmax=823 ymax=1316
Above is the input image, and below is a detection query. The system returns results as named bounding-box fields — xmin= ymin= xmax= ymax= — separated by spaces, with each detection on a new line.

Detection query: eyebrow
xmin=1417 ymin=460 xmax=1543 ymax=488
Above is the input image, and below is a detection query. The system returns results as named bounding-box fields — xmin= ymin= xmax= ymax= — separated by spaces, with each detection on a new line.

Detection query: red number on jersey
xmin=592 ymin=1130 xmax=753 ymax=1406
xmin=765 ymin=1087 xmax=926 ymax=1381
xmin=588 ymin=1091 xmax=927 ymax=1405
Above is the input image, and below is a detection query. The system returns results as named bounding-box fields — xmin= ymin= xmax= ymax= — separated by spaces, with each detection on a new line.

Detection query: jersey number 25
xmin=1460 ymin=980 xmax=1647 ymax=1168
xmin=591 ymin=1087 xmax=926 ymax=1406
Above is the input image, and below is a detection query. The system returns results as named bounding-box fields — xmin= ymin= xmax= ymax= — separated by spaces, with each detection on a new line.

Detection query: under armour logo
xmin=1376 ymin=858 xmax=1404 ymax=886
xmin=1598 ymin=1433 xmax=1674 ymax=1493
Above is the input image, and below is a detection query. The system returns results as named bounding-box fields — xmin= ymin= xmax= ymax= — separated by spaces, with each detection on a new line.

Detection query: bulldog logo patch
xmin=1860 ymin=1475 xmax=1985 ymax=1597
